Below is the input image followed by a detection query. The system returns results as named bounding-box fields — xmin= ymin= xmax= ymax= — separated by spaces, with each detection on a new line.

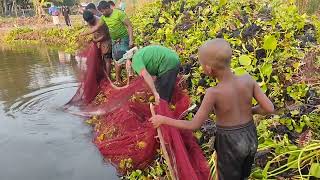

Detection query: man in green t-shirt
xmin=82 ymin=1 xmax=133 ymax=85
xmin=128 ymin=45 xmax=180 ymax=104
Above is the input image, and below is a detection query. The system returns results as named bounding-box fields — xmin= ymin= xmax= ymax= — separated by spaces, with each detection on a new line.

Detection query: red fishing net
xmin=65 ymin=43 xmax=105 ymax=107
xmin=65 ymin=43 xmax=211 ymax=179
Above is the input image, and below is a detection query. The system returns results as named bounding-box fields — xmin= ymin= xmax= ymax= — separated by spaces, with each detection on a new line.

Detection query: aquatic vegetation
xmin=130 ymin=0 xmax=320 ymax=179
xmin=93 ymin=92 xmax=108 ymax=105
xmin=4 ymin=25 xmax=87 ymax=53
xmin=121 ymin=152 xmax=169 ymax=180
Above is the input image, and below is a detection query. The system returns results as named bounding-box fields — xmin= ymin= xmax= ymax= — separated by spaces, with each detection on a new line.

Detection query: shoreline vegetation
xmin=0 ymin=0 xmax=154 ymax=51
xmin=1 ymin=0 xmax=320 ymax=179
xmin=0 ymin=15 xmax=87 ymax=53
xmin=3 ymin=24 xmax=86 ymax=53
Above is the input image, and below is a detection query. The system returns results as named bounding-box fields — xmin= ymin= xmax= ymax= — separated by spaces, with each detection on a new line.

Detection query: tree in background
xmin=0 ymin=0 xmax=79 ymax=16
xmin=32 ymin=0 xmax=46 ymax=16
xmin=296 ymin=0 xmax=320 ymax=14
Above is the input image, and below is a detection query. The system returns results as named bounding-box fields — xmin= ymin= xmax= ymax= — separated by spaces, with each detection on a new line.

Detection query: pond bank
xmin=2 ymin=25 xmax=86 ymax=53
xmin=0 ymin=15 xmax=86 ymax=53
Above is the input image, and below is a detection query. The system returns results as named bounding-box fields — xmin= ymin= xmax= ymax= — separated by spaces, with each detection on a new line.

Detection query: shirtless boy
xmin=150 ymin=39 xmax=274 ymax=180
xmin=83 ymin=10 xmax=112 ymax=78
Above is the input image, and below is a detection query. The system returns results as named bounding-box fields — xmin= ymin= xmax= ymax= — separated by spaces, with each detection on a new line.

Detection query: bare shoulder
xmin=200 ymin=87 xmax=219 ymax=108
xmin=239 ymin=73 xmax=256 ymax=85
xmin=206 ymin=86 xmax=221 ymax=97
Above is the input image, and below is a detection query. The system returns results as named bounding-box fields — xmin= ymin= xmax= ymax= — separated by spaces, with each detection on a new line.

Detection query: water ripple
xmin=7 ymin=81 xmax=78 ymax=117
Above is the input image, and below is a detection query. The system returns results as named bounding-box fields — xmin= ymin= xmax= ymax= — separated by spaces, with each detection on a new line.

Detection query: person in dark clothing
xmin=62 ymin=6 xmax=71 ymax=26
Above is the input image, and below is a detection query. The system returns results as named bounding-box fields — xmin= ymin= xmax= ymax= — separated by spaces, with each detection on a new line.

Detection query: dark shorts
xmin=155 ymin=64 xmax=180 ymax=102
xmin=214 ymin=121 xmax=258 ymax=180
xmin=112 ymin=36 xmax=129 ymax=61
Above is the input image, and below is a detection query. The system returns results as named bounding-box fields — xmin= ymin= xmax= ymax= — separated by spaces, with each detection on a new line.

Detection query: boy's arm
xmin=81 ymin=20 xmax=104 ymax=36
xmin=123 ymin=18 xmax=134 ymax=48
xmin=150 ymin=88 xmax=216 ymax=130
xmin=140 ymin=69 xmax=160 ymax=104
xmin=252 ymin=80 xmax=274 ymax=115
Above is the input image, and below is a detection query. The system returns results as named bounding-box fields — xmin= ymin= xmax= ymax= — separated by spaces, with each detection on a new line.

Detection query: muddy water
xmin=0 ymin=45 xmax=117 ymax=180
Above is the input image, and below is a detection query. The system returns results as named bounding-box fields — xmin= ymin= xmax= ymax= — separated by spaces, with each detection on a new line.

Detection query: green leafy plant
xmin=4 ymin=25 xmax=86 ymax=53
xmin=131 ymin=0 xmax=320 ymax=179
xmin=287 ymin=83 xmax=309 ymax=102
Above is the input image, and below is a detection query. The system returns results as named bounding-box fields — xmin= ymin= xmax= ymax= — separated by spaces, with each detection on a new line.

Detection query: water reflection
xmin=0 ymin=45 xmax=117 ymax=180
xmin=0 ymin=46 xmax=83 ymax=111
xmin=58 ymin=51 xmax=72 ymax=64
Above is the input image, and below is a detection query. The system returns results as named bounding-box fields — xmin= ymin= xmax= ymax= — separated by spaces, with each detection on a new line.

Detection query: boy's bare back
xmin=150 ymin=38 xmax=274 ymax=130
xmin=209 ymin=74 xmax=255 ymax=127
xmin=191 ymin=38 xmax=274 ymax=128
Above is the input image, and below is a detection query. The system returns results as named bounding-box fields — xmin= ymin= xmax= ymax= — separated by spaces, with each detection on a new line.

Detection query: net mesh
xmin=65 ymin=43 xmax=105 ymax=107
xmin=65 ymin=43 xmax=210 ymax=179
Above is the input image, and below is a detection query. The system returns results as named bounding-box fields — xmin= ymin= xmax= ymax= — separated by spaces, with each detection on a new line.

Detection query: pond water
xmin=0 ymin=45 xmax=118 ymax=180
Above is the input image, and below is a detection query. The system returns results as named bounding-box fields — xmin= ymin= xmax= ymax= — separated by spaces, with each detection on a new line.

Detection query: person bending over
xmin=128 ymin=45 xmax=180 ymax=105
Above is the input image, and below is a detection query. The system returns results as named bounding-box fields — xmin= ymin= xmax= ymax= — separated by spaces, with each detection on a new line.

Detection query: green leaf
xmin=219 ymin=0 xmax=227 ymax=7
xmin=294 ymin=121 xmax=305 ymax=133
xmin=310 ymin=163 xmax=320 ymax=178
xmin=261 ymin=84 xmax=267 ymax=93
xmin=234 ymin=67 xmax=247 ymax=76
xmin=197 ymin=86 xmax=205 ymax=95
xmin=287 ymin=152 xmax=299 ymax=169
xmin=293 ymin=62 xmax=301 ymax=70
xmin=251 ymin=168 xmax=264 ymax=179
xmin=301 ymin=115 xmax=312 ymax=127
xmin=290 ymin=110 xmax=300 ymax=116
xmin=258 ymin=139 xmax=277 ymax=149
xmin=263 ymin=35 xmax=278 ymax=51
xmin=239 ymin=55 xmax=251 ymax=66
xmin=209 ymin=82 xmax=216 ymax=87
xmin=252 ymin=98 xmax=257 ymax=105
xmin=261 ymin=64 xmax=273 ymax=77
xmin=159 ymin=17 xmax=165 ymax=23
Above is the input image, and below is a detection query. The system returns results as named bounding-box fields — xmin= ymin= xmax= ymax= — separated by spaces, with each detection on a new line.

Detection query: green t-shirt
xmin=101 ymin=9 xmax=128 ymax=40
xmin=132 ymin=45 xmax=180 ymax=76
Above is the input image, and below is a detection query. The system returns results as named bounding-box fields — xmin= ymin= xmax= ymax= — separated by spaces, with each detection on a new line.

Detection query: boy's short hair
xmin=97 ymin=1 xmax=110 ymax=10
xmin=107 ymin=1 xmax=115 ymax=6
xmin=85 ymin=3 xmax=96 ymax=10
xmin=200 ymin=39 xmax=232 ymax=68
xmin=83 ymin=10 xmax=94 ymax=22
